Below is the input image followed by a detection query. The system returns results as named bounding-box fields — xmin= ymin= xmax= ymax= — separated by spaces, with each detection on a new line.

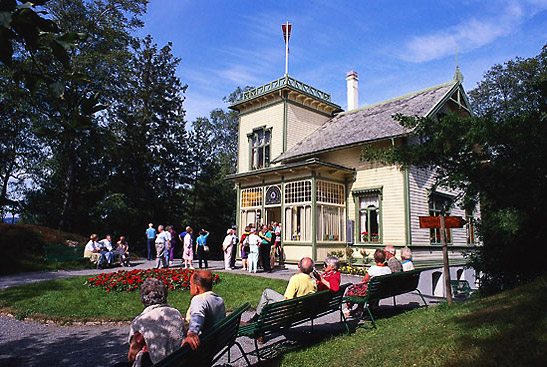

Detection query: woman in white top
xmin=246 ymin=227 xmax=261 ymax=273
xmin=344 ymin=249 xmax=391 ymax=316
xmin=401 ymin=246 xmax=415 ymax=271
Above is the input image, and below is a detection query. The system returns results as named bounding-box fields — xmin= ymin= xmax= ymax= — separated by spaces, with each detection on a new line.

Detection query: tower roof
xmin=229 ymin=75 xmax=342 ymax=115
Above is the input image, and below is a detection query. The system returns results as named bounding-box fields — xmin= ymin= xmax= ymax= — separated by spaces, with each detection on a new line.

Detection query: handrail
xmin=239 ymin=75 xmax=332 ymax=103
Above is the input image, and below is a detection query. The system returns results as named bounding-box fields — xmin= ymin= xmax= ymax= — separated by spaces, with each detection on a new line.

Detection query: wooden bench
xmin=238 ymin=283 xmax=351 ymax=360
xmin=343 ymin=269 xmax=428 ymax=328
xmin=153 ymin=303 xmax=251 ymax=367
xmin=43 ymin=245 xmax=86 ymax=271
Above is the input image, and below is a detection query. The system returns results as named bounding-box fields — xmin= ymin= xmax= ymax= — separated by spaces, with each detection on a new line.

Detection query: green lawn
xmin=266 ymin=276 xmax=547 ymax=367
xmin=0 ymin=272 xmax=287 ymax=322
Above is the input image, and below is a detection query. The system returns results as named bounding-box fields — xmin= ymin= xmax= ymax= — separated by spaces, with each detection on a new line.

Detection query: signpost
xmin=419 ymin=215 xmax=467 ymax=305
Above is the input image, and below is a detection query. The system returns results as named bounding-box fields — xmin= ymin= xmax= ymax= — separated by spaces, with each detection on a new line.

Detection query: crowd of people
xmin=108 ymin=241 xmax=413 ymax=365
xmin=84 ymin=234 xmax=131 ymax=269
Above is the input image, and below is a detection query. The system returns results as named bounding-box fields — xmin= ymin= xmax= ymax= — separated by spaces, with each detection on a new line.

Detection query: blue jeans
xmin=147 ymin=238 xmax=155 ymax=260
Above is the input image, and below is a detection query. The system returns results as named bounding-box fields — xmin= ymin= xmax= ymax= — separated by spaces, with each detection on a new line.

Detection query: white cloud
xmin=401 ymin=3 xmax=533 ymax=62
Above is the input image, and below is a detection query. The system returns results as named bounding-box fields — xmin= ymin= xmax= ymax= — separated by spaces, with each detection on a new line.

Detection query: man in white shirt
xmin=155 ymin=225 xmax=170 ymax=269
xmin=98 ymin=235 xmax=114 ymax=265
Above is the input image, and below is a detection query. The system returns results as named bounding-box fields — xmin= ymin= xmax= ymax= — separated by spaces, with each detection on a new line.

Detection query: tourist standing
xmin=247 ymin=228 xmax=260 ymax=273
xmin=155 ymin=225 xmax=170 ymax=269
xmin=182 ymin=227 xmax=194 ymax=269
xmin=167 ymin=225 xmax=177 ymax=262
xmin=145 ymin=223 xmax=156 ymax=261
xmin=222 ymin=228 xmax=235 ymax=270
xmin=240 ymin=226 xmax=251 ymax=271
xmin=196 ymin=229 xmax=210 ymax=269
xmin=259 ymin=224 xmax=272 ymax=272
xmin=275 ymin=222 xmax=283 ymax=266
xmin=229 ymin=225 xmax=238 ymax=269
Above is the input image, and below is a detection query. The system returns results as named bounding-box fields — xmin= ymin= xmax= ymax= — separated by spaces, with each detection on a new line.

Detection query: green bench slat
xmin=154 ymin=303 xmax=251 ymax=367
xmin=342 ymin=269 xmax=428 ymax=328
xmin=238 ymin=283 xmax=351 ymax=360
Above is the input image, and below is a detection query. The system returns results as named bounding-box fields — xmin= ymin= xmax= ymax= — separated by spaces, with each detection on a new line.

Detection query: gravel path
xmin=0 ymin=260 xmax=441 ymax=366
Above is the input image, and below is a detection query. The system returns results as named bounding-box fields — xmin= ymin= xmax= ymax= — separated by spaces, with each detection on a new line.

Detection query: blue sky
xmin=137 ymin=0 xmax=547 ymax=123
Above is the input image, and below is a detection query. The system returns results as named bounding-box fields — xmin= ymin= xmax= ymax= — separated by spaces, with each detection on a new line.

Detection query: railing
xmin=239 ymin=75 xmax=331 ymax=103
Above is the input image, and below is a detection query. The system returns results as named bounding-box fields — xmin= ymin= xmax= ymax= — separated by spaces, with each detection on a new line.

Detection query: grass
xmin=0 ymin=223 xmax=89 ymax=275
xmin=0 ymin=272 xmax=287 ymax=323
xmin=263 ymin=276 xmax=547 ymax=367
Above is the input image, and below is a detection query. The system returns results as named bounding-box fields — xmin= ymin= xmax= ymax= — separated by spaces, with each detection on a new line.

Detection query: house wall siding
xmin=286 ymin=104 xmax=329 ymax=150
xmin=237 ymin=103 xmax=284 ymax=174
xmin=408 ymin=165 xmax=467 ymax=246
xmin=318 ymin=146 xmax=407 ymax=245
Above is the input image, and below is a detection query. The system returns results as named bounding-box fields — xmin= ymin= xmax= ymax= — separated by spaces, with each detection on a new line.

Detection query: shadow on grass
xmin=0 ymin=320 xmax=127 ymax=367
xmin=248 ymin=320 xmax=358 ymax=367
xmin=443 ymin=279 xmax=547 ymax=367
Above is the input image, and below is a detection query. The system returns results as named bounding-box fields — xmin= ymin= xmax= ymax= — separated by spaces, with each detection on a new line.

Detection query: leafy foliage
xmin=362 ymin=44 xmax=547 ymax=292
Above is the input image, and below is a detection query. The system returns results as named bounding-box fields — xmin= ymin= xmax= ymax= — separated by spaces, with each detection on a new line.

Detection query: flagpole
xmin=285 ymin=21 xmax=289 ymax=76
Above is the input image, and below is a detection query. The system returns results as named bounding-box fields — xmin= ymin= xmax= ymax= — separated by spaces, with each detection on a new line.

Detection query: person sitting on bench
xmin=246 ymin=257 xmax=317 ymax=323
xmin=343 ymin=249 xmax=391 ymax=317
xmin=126 ymin=278 xmax=185 ymax=367
xmin=313 ymin=256 xmax=341 ymax=292
xmin=183 ymin=270 xmax=226 ymax=350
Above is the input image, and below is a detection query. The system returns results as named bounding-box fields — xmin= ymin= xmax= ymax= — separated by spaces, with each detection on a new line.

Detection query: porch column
xmin=311 ymin=171 xmax=317 ymax=262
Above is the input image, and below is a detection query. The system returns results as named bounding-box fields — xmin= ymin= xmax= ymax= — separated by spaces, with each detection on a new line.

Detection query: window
xmin=429 ymin=193 xmax=452 ymax=244
xmin=240 ymin=187 xmax=263 ymax=230
xmin=356 ymin=192 xmax=381 ymax=243
xmin=466 ymin=209 xmax=477 ymax=245
xmin=316 ymin=181 xmax=345 ymax=242
xmin=241 ymin=187 xmax=262 ymax=208
xmin=265 ymin=185 xmax=281 ymax=205
xmin=249 ymin=127 xmax=272 ymax=170
xmin=285 ymin=180 xmax=312 ymax=204
xmin=284 ymin=180 xmax=312 ymax=241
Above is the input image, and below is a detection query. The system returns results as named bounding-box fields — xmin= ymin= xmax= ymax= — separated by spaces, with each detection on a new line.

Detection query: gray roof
xmin=274 ymin=81 xmax=457 ymax=163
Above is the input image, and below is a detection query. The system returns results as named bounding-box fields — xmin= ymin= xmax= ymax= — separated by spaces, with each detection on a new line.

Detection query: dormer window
xmin=248 ymin=126 xmax=271 ymax=170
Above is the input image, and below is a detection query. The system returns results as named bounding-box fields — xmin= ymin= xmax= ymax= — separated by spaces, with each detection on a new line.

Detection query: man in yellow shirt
xmin=252 ymin=257 xmax=317 ymax=317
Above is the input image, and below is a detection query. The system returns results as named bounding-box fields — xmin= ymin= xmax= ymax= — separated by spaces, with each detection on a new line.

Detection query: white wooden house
xmin=227 ymin=70 xmax=480 ymax=288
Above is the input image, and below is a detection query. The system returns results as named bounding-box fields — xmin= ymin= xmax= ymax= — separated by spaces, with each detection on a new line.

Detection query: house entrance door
xmin=265 ymin=207 xmax=281 ymax=225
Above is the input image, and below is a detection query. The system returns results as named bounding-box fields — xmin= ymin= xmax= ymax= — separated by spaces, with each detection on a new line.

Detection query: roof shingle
xmin=274 ymin=81 xmax=456 ymax=162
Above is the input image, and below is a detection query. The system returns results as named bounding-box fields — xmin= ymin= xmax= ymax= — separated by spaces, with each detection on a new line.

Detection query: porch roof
xmin=226 ymin=158 xmax=355 ymax=183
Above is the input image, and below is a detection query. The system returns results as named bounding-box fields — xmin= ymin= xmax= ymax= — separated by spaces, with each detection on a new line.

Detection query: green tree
xmin=19 ymin=0 xmax=147 ymax=232
xmin=107 ymin=35 xmax=189 ymax=248
xmin=362 ymin=44 xmax=547 ymax=292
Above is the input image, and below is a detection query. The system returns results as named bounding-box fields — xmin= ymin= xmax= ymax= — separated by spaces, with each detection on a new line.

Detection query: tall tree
xmin=107 ymin=35 xmax=188 ymax=247
xmin=19 ymin=0 xmax=147 ymax=231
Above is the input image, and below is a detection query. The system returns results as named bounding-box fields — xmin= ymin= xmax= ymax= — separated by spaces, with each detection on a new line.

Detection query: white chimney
xmin=346 ymin=70 xmax=359 ymax=111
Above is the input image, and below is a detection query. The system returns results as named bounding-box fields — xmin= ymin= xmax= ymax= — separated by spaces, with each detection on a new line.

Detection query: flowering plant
xmin=339 ymin=265 xmax=368 ymax=276
xmin=361 ymin=231 xmax=379 ymax=242
xmin=85 ymin=268 xmax=221 ymax=293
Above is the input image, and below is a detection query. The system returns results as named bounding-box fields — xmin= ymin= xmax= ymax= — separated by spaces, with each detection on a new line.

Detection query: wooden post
xmin=440 ymin=214 xmax=453 ymax=305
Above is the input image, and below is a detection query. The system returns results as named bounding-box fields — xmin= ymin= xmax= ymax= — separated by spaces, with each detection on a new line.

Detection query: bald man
xmin=252 ymin=257 xmax=317 ymax=318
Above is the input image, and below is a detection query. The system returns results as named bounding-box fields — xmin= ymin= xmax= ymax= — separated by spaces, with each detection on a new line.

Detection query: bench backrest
xmin=366 ymin=269 xmax=422 ymax=302
xmin=43 ymin=245 xmax=85 ymax=259
xmin=154 ymin=303 xmax=250 ymax=367
xmin=316 ymin=283 xmax=351 ymax=315
xmin=257 ymin=290 xmax=328 ymax=333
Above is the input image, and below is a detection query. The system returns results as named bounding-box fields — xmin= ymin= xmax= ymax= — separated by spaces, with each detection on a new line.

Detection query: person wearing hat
xmin=222 ymin=228 xmax=236 ymax=270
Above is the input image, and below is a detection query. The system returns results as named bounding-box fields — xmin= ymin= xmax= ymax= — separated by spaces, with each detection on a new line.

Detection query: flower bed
xmin=339 ymin=265 xmax=368 ymax=276
xmin=85 ymin=268 xmax=220 ymax=292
